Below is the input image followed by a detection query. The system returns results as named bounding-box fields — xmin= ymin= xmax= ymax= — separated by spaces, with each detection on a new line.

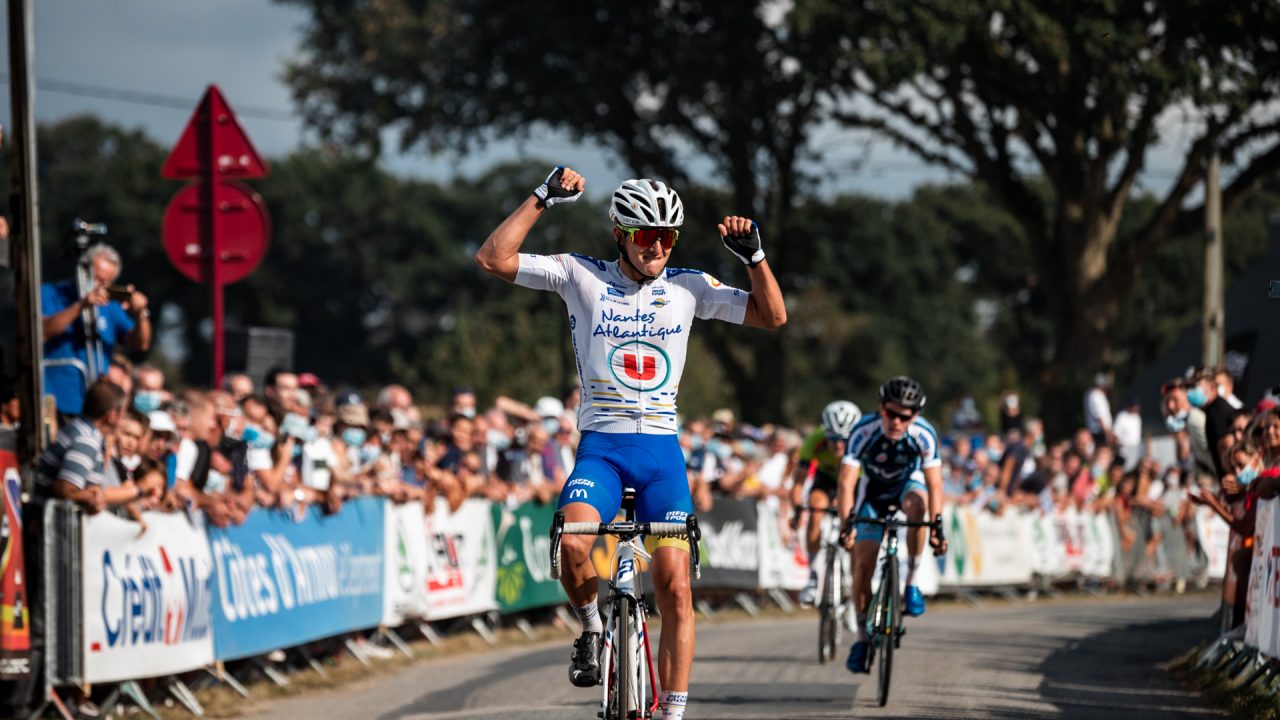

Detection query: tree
xmin=821 ymin=0 xmax=1280 ymax=430
xmin=277 ymin=0 xmax=866 ymax=421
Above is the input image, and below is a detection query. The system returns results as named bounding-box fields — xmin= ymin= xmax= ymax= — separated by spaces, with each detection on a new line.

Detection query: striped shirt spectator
xmin=34 ymin=379 xmax=128 ymax=512
xmin=36 ymin=417 xmax=106 ymax=496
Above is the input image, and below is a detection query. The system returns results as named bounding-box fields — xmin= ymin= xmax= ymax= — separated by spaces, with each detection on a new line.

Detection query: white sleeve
xmin=915 ymin=425 xmax=943 ymax=470
xmin=1088 ymin=390 xmax=1113 ymax=431
xmin=247 ymin=447 xmax=273 ymax=472
xmin=842 ymin=427 xmax=871 ymax=469
xmin=515 ymin=253 xmax=572 ymax=295
xmin=174 ymin=439 xmax=197 ymax=482
xmin=692 ymin=272 xmax=748 ymax=324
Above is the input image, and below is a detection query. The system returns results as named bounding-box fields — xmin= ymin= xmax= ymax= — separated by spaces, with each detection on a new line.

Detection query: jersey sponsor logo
xmin=608 ymin=341 xmax=672 ymax=391
xmin=707 ymin=276 xmax=723 ymax=287
xmin=876 ymin=453 xmax=888 ymax=463
xmin=569 ymin=488 xmax=590 ymax=500
xmin=567 ymin=478 xmax=595 ymax=488
xmin=598 ymin=293 xmax=628 ymax=306
xmin=593 ymin=309 xmax=685 ymax=341
xmin=607 ymin=287 xmax=625 ymax=297
xmin=664 ymin=510 xmax=688 ymax=522
xmin=651 ymin=298 xmax=669 ymax=308
xmin=651 ymin=287 xmax=665 ymax=296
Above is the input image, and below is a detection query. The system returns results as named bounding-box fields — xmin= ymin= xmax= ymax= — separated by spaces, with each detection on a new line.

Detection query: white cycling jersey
xmin=515 ymin=253 xmax=749 ymax=435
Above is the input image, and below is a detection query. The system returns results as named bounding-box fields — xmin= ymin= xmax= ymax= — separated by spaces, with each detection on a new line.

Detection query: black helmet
xmin=879 ymin=376 xmax=926 ymax=411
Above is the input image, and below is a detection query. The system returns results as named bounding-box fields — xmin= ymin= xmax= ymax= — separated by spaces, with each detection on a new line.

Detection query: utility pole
xmin=7 ymin=0 xmax=45 ymax=474
xmin=1202 ymin=151 xmax=1224 ymax=368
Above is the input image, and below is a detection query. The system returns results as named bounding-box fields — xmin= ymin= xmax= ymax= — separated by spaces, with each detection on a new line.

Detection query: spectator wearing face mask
xmin=1216 ymin=368 xmax=1243 ymax=410
xmin=1184 ymin=367 xmax=1237 ymax=486
xmin=132 ymin=364 xmax=168 ymax=414
xmin=450 ymin=386 xmax=478 ymax=420
xmin=534 ymin=396 xmax=574 ymax=485
xmin=1161 ymin=378 xmax=1215 ymax=487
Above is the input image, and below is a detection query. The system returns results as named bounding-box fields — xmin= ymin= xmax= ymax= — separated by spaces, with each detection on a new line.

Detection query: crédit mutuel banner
xmin=81 ymin=511 xmax=215 ymax=682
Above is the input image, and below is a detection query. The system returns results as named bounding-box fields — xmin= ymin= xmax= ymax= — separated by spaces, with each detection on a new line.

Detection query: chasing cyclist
xmin=475 ymin=167 xmax=786 ymax=720
xmin=837 ymin=376 xmax=947 ymax=674
xmin=791 ymin=400 xmax=862 ymax=606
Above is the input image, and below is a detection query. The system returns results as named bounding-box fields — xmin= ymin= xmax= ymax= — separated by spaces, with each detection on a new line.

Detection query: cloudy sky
xmin=0 ymin=0 xmax=1200 ymax=203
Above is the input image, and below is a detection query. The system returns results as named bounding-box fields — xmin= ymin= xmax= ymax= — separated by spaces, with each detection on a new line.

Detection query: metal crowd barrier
xmin=43 ymin=500 xmax=81 ymax=688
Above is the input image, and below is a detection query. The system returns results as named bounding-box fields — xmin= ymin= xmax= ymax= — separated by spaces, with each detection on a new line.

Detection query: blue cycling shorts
xmin=560 ymin=431 xmax=693 ymax=531
xmin=853 ymin=470 xmax=928 ymax=542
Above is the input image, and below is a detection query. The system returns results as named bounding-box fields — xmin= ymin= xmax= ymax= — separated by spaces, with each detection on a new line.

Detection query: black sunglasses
xmin=881 ymin=405 xmax=916 ymax=422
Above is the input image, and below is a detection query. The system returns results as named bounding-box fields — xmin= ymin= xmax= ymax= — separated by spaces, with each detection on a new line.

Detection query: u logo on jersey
xmin=608 ymin=340 xmax=672 ymax=391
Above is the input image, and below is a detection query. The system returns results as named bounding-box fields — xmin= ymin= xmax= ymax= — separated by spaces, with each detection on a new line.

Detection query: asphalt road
xmin=241 ymin=594 xmax=1225 ymax=720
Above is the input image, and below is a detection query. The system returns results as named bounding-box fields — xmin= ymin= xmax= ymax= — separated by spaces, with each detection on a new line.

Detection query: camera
xmin=68 ymin=217 xmax=108 ymax=251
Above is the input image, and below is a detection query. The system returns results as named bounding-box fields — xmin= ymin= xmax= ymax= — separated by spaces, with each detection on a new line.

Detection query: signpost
xmin=161 ymin=85 xmax=270 ymax=386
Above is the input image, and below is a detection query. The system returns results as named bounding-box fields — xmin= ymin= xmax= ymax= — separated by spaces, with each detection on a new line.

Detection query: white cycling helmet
xmin=821 ymin=400 xmax=862 ymax=439
xmin=609 ymin=179 xmax=684 ymax=228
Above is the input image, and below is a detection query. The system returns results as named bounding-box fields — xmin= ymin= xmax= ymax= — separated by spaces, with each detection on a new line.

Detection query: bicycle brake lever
xmin=686 ymin=515 xmax=702 ymax=581
xmin=550 ymin=511 xmax=565 ymax=580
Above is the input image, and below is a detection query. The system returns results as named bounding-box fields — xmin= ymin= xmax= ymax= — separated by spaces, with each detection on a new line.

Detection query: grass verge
xmin=1168 ymin=642 xmax=1280 ymax=720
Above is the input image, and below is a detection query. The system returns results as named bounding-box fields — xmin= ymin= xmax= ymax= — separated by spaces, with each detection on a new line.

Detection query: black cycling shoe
xmin=569 ymin=631 xmax=602 ymax=687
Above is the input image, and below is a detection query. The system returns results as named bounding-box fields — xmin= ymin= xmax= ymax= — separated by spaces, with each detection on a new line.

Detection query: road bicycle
xmin=796 ymin=505 xmax=848 ymax=664
xmin=845 ymin=507 xmax=943 ymax=707
xmin=550 ymin=489 xmax=701 ymax=720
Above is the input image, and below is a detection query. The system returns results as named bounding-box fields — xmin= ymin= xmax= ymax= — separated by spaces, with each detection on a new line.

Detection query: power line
xmin=0 ymin=73 xmax=297 ymax=122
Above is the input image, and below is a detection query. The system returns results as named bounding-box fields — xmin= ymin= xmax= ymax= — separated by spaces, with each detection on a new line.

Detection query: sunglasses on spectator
xmin=881 ymin=405 xmax=916 ymax=423
xmin=616 ymin=225 xmax=679 ymax=250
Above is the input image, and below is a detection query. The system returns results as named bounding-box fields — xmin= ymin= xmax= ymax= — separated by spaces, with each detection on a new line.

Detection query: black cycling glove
xmin=722 ymin=221 xmax=766 ymax=267
xmin=532 ymin=166 xmax=582 ymax=209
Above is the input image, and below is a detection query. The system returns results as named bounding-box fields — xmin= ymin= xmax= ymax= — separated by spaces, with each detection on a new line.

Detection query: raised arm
xmin=717 ymin=217 xmax=786 ymax=329
xmin=475 ymin=167 xmax=584 ymax=282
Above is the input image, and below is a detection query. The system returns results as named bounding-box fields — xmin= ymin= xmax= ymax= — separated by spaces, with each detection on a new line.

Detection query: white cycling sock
xmin=574 ymin=600 xmax=603 ymax=634
xmin=855 ymin=611 xmax=868 ymax=642
xmin=658 ymin=690 xmax=688 ymax=720
xmin=906 ymin=555 xmax=921 ymax=586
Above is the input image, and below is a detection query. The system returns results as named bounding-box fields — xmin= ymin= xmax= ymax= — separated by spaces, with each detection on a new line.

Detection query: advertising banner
xmin=697 ymin=498 xmax=759 ymax=590
xmin=493 ymin=502 xmax=565 ymax=614
xmin=756 ymin=504 xmax=809 ymax=592
xmin=383 ymin=501 xmax=430 ymax=626
xmin=1245 ymin=497 xmax=1277 ymax=654
xmin=1197 ymin=507 xmax=1232 ymax=581
xmin=938 ymin=505 xmax=1034 ymax=588
xmin=208 ymin=497 xmax=385 ymax=661
xmin=423 ymin=499 xmax=497 ymax=621
xmin=0 ymin=446 xmax=31 ymax=679
xmin=82 ymin=511 xmax=215 ymax=682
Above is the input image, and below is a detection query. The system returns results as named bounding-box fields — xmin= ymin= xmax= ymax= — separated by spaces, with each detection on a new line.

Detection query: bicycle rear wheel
xmin=876 ymin=557 xmax=897 ymax=707
xmin=610 ymin=597 xmax=633 ymax=720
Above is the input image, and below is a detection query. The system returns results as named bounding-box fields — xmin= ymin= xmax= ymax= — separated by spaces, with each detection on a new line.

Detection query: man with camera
xmin=42 ymin=243 xmax=151 ymax=417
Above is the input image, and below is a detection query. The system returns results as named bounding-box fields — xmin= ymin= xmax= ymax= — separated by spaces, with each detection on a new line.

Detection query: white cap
xmin=535 ymin=396 xmax=564 ymax=419
xmin=148 ymin=411 xmax=177 ymax=434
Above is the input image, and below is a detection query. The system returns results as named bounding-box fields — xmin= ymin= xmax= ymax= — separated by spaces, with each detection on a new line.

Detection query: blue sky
xmin=1 ymin=0 xmax=1199 ymax=204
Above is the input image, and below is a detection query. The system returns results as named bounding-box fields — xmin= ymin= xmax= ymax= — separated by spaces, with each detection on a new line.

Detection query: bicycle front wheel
xmin=876 ymin=557 xmax=897 ymax=707
xmin=818 ymin=546 xmax=838 ymax=663
xmin=611 ymin=597 xmax=633 ymax=720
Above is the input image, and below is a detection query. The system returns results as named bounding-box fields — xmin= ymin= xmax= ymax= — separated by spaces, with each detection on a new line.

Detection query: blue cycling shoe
xmin=845 ymin=640 xmax=870 ymax=674
xmin=905 ymin=585 xmax=925 ymax=617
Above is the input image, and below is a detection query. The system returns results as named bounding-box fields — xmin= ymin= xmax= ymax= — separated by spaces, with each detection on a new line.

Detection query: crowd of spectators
xmin=27 ymin=246 xmax=1280 ymax=618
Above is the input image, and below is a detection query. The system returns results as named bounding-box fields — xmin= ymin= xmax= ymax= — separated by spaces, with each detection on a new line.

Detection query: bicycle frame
xmin=550 ymin=492 xmax=701 ymax=720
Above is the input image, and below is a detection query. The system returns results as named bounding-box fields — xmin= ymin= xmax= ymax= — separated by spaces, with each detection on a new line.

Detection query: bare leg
xmin=559 ymin=502 xmax=602 ymax=605
xmin=650 ymin=546 xmax=694 ymax=693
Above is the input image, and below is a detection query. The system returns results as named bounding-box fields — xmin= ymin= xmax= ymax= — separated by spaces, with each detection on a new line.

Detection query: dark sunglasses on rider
xmin=881 ymin=404 xmax=916 ymax=423
xmin=616 ymin=224 xmax=679 ymax=250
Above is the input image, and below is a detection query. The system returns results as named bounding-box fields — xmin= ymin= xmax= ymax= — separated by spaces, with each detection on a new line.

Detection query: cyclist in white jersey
xmin=475 ymin=166 xmax=786 ymax=720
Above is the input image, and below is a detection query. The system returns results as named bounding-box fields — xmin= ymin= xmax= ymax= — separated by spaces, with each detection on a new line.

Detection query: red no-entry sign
xmin=160 ymin=84 xmax=272 ymax=386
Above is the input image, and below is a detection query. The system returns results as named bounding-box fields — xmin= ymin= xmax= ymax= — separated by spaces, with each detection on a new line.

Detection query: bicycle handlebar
xmin=842 ymin=512 xmax=946 ymax=545
xmin=550 ymin=513 xmax=703 ymax=581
